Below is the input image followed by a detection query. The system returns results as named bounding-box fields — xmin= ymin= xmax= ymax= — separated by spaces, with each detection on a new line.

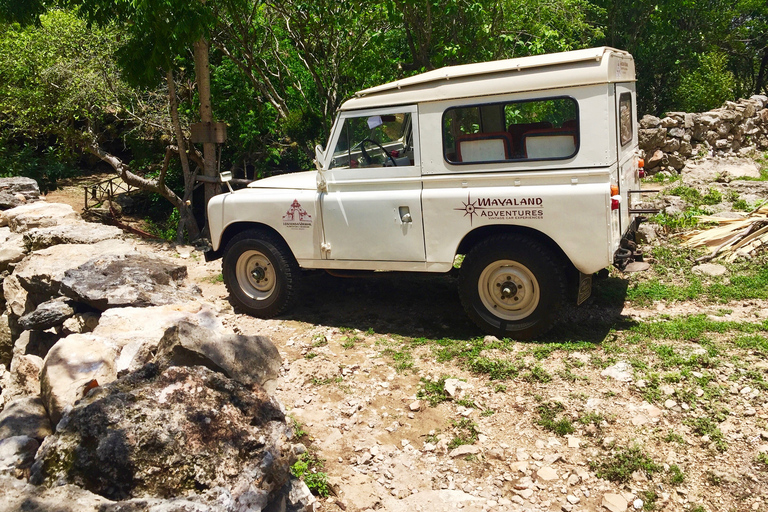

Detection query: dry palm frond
xmin=681 ymin=204 xmax=768 ymax=262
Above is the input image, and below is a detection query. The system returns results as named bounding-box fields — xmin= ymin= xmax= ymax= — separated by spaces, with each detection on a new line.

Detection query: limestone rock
xmin=6 ymin=354 xmax=44 ymax=399
xmin=0 ymin=177 xmax=39 ymax=206
xmin=92 ymin=303 xmax=223 ymax=373
xmin=0 ymin=396 xmax=52 ymax=441
xmin=0 ymin=474 xmax=113 ymax=512
xmin=2 ymin=273 xmax=31 ymax=319
xmin=4 ymin=202 xmax=79 ymax=233
xmin=30 ymin=365 xmax=291 ymax=506
xmin=0 ymin=228 xmax=25 ymax=273
xmin=0 ymin=435 xmax=39 ymax=475
xmin=602 ymin=492 xmax=628 ymax=512
xmin=601 ymin=361 xmax=633 ymax=382
xmin=0 ymin=191 xmax=24 ymax=211
xmin=0 ymin=313 xmax=10 ymax=368
xmin=692 ymin=263 xmax=727 ymax=277
xmin=13 ymin=330 xmax=59 ymax=360
xmin=154 ymin=320 xmax=282 ymax=393
xmin=13 ymin=239 xmax=137 ymax=298
xmin=40 ymin=334 xmax=118 ymax=426
xmin=23 ymin=222 xmax=123 ymax=251
xmin=18 ymin=297 xmax=78 ymax=331
xmin=59 ymin=253 xmax=195 ymax=311
xmin=448 ymin=444 xmax=480 ymax=458
xmin=61 ymin=312 xmax=100 ymax=335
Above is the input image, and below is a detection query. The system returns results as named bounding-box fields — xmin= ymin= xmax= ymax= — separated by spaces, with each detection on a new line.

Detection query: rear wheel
xmin=459 ymin=234 xmax=566 ymax=340
xmin=222 ymin=231 xmax=300 ymax=317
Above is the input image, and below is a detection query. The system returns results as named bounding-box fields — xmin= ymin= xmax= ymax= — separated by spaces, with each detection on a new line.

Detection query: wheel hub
xmin=478 ymin=259 xmax=540 ymax=321
xmin=236 ymin=250 xmax=276 ymax=299
xmin=251 ymin=266 xmax=267 ymax=282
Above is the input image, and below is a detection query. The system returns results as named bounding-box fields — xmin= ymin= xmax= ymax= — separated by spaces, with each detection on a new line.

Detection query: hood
xmin=246 ymin=170 xmax=316 ymax=190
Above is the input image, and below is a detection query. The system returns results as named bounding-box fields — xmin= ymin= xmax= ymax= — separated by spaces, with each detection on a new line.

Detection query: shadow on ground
xmin=280 ymin=271 xmax=633 ymax=344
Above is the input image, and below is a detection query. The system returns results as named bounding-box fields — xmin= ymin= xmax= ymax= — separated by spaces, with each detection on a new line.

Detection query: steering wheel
xmin=356 ymin=138 xmax=398 ymax=167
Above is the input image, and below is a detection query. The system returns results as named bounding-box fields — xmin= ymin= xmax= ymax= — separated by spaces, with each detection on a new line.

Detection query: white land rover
xmin=206 ymin=47 xmax=646 ymax=339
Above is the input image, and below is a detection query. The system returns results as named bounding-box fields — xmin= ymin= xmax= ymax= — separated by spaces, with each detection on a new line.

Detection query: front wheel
xmin=222 ymin=231 xmax=300 ymax=317
xmin=459 ymin=234 xmax=566 ymax=340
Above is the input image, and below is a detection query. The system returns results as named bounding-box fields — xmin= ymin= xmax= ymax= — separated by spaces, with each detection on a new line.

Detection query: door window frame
xmin=324 ymin=105 xmax=420 ymax=172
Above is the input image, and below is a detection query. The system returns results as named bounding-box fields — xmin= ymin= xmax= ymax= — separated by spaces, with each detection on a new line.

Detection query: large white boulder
xmin=40 ymin=334 xmax=117 ymax=426
xmin=3 ymin=202 xmax=79 ymax=233
xmin=93 ymin=302 xmax=223 ymax=372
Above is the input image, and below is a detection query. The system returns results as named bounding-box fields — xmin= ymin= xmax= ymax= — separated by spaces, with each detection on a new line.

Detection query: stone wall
xmin=639 ymin=95 xmax=768 ymax=175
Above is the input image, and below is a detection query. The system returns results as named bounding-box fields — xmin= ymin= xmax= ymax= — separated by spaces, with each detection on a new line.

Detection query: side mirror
xmin=219 ymin=171 xmax=234 ymax=193
xmin=314 ymin=144 xmax=325 ymax=170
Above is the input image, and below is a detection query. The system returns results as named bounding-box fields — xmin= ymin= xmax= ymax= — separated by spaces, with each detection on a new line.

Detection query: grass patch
xmin=448 ymin=418 xmax=479 ymax=449
xmin=663 ymin=430 xmax=685 ymax=444
xmin=417 ymin=376 xmax=451 ymax=406
xmin=685 ymin=416 xmax=727 ymax=452
xmin=522 ymin=364 xmax=552 ymax=383
xmin=667 ymin=464 xmax=685 ymax=485
xmin=536 ymin=401 xmax=574 ymax=436
xmin=589 ymin=445 xmax=662 ymax=483
xmin=290 ymin=452 xmax=331 ymax=497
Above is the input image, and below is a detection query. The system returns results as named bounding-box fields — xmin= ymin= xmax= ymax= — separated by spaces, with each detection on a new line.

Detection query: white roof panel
xmin=340 ymin=47 xmax=634 ymax=111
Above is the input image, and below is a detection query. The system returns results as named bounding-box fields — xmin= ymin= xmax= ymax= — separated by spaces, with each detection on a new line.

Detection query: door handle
xmin=398 ymin=206 xmax=412 ymax=223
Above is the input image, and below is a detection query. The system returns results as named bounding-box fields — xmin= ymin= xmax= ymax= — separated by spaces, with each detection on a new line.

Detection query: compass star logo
xmin=455 ymin=192 xmax=478 ymax=225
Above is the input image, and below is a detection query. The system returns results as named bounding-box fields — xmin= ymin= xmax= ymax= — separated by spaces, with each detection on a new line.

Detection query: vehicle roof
xmin=339 ymin=47 xmax=634 ymax=112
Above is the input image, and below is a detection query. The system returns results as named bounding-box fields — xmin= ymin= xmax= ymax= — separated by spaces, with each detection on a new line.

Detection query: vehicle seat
xmin=522 ymin=127 xmax=577 ymax=159
xmin=455 ymin=132 xmax=513 ymax=162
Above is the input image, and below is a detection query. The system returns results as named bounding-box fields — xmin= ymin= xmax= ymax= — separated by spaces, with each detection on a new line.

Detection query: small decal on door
xmin=283 ymin=199 xmax=312 ymax=230
xmin=455 ymin=192 xmax=543 ymax=225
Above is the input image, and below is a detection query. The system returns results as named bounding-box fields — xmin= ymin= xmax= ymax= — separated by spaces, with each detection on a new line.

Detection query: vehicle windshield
xmin=330 ymin=112 xmax=413 ymax=169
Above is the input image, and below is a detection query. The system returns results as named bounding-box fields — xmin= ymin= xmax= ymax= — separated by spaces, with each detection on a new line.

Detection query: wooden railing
xmin=83 ymin=177 xmax=138 ymax=210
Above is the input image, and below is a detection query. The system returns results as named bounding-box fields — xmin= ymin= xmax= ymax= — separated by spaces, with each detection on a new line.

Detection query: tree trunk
xmin=193 ymin=38 xmax=218 ymax=209
xmin=166 ymin=69 xmax=201 ymax=242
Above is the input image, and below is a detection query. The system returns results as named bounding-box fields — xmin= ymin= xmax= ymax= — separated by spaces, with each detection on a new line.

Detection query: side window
xmin=619 ymin=93 xmax=633 ymax=147
xmin=443 ymin=97 xmax=578 ymax=164
xmin=330 ymin=112 xmax=413 ymax=169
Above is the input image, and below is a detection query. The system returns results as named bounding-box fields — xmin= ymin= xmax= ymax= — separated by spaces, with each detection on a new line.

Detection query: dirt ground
xmin=51 ymin=162 xmax=768 ymax=512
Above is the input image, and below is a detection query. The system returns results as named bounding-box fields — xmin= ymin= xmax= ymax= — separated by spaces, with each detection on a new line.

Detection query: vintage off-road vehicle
xmin=206 ymin=47 xmax=645 ymax=339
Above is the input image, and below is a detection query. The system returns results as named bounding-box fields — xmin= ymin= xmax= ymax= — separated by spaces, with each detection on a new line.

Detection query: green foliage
xmin=589 ymin=445 xmax=662 ymax=483
xmin=675 ymin=52 xmax=735 ymax=112
xmin=417 ymin=376 xmax=451 ymax=406
xmin=536 ymin=401 xmax=574 ymax=436
xmin=290 ymin=453 xmax=331 ymax=497
xmin=0 ymin=142 xmax=78 ymax=193
xmin=448 ymin=418 xmax=479 ymax=449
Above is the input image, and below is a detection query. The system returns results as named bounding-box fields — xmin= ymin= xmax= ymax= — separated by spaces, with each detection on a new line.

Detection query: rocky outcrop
xmin=0 ymin=178 xmax=40 ymax=211
xmin=23 ymin=222 xmax=123 ymax=251
xmin=1 ymin=189 xmax=309 ymax=511
xmin=154 ymin=321 xmax=282 ymax=393
xmin=39 ymin=334 xmax=118 ymax=426
xmin=0 ymin=397 xmax=52 ymax=441
xmin=639 ymin=95 xmax=768 ymax=174
xmin=59 ymin=253 xmax=196 ymax=310
xmin=3 ymin=202 xmax=79 ymax=232
xmin=30 ymin=365 xmax=297 ymax=505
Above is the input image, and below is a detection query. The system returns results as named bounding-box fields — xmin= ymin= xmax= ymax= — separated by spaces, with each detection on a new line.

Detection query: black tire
xmin=222 ymin=230 xmax=301 ymax=318
xmin=458 ymin=234 xmax=566 ymax=340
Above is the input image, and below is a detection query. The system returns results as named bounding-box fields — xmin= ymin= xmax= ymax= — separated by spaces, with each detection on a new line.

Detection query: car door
xmin=320 ymin=105 xmax=426 ymax=262
xmin=615 ymin=84 xmax=640 ymax=233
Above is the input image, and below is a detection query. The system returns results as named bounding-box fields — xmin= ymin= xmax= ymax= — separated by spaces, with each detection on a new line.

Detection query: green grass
xmin=417 ymin=376 xmax=451 ymax=406
xmin=663 ymin=430 xmax=686 ymax=444
xmin=536 ymin=401 xmax=574 ymax=436
xmin=522 ymin=364 xmax=552 ymax=383
xmin=685 ymin=416 xmax=727 ymax=452
xmin=589 ymin=445 xmax=662 ymax=483
xmin=290 ymin=452 xmax=331 ymax=497
xmin=667 ymin=464 xmax=685 ymax=485
xmin=448 ymin=418 xmax=479 ymax=449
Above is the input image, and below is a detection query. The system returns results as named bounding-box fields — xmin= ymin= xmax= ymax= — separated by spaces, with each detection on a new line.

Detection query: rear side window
xmin=619 ymin=93 xmax=633 ymax=146
xmin=443 ymin=97 xmax=578 ymax=164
